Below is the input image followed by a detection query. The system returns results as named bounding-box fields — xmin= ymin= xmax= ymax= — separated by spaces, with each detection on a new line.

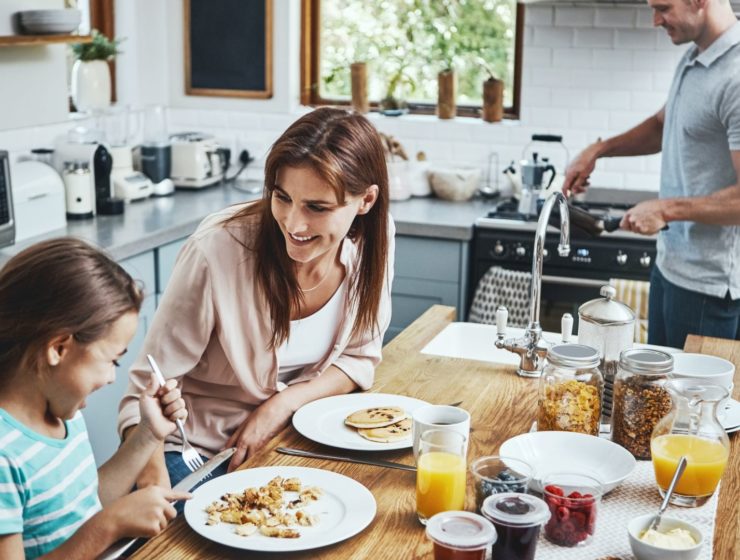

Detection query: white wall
xmin=1 ymin=3 xmax=689 ymax=191
xmin=0 ymin=0 xmax=69 ymax=129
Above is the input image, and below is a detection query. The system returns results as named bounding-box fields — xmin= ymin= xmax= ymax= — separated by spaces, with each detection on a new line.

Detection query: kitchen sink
xmin=421 ymin=322 xmax=681 ymax=364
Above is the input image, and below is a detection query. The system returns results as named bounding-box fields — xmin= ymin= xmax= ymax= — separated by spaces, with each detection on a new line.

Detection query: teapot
xmin=578 ymin=285 xmax=636 ymax=417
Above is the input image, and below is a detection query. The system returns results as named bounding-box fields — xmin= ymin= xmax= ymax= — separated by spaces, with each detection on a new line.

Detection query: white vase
xmin=71 ymin=60 xmax=111 ymax=113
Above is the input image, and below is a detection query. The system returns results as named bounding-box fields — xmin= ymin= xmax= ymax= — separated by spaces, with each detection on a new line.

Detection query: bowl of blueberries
xmin=471 ymin=455 xmax=533 ymax=513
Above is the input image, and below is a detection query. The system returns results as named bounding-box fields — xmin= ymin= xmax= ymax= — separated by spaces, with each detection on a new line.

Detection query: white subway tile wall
xmin=1 ymin=6 xmax=686 ymax=193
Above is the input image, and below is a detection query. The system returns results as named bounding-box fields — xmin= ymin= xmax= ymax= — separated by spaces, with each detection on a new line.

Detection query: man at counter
xmin=562 ymin=0 xmax=740 ymax=348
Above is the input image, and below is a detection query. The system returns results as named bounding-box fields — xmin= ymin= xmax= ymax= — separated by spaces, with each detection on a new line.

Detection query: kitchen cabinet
xmin=386 ymin=235 xmax=469 ymax=342
xmin=82 ymin=251 xmax=157 ymax=466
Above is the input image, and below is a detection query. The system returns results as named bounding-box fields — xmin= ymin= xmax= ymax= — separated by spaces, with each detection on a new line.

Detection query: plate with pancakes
xmin=292 ymin=393 xmax=429 ymax=451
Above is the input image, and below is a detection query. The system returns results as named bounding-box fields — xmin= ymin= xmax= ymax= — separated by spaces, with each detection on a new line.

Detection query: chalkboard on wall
xmin=184 ymin=0 xmax=272 ymax=99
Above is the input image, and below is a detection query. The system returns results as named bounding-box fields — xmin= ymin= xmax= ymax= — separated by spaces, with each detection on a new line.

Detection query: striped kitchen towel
xmin=469 ymin=266 xmax=531 ymax=328
xmin=610 ymin=278 xmax=650 ymax=343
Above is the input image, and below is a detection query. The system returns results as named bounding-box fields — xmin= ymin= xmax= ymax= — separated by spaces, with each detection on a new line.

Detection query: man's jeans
xmin=649 ymin=267 xmax=740 ymax=348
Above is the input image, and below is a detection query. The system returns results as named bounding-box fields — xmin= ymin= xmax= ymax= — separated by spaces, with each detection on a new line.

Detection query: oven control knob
xmin=515 ymin=245 xmax=526 ymax=257
xmin=616 ymin=251 xmax=628 ymax=266
xmin=542 ymin=248 xmax=549 ymax=258
xmin=640 ymin=253 xmax=652 ymax=268
xmin=494 ymin=241 xmax=505 ymax=256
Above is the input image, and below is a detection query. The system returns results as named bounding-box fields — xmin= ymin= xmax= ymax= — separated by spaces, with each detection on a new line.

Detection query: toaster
xmin=170 ymin=132 xmax=224 ymax=189
xmin=11 ymin=160 xmax=66 ymax=242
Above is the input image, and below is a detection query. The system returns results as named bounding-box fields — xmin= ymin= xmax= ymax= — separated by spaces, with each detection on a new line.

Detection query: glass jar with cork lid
xmin=611 ymin=349 xmax=673 ymax=459
xmin=537 ymin=344 xmax=604 ymax=437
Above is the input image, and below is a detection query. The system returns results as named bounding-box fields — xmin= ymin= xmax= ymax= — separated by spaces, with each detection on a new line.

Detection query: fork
xmin=146 ymin=354 xmax=205 ymax=472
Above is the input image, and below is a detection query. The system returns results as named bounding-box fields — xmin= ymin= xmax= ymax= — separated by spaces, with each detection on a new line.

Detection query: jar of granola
xmin=538 ymin=344 xmax=603 ymax=436
xmin=611 ymin=349 xmax=673 ymax=459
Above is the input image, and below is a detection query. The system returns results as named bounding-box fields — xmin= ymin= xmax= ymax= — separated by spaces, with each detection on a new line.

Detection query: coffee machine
xmin=53 ymin=137 xmax=122 ymax=215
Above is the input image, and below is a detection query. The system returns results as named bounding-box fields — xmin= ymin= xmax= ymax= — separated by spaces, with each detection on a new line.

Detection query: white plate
xmin=500 ymin=431 xmax=636 ymax=494
xmin=721 ymin=399 xmax=740 ymax=433
xmin=292 ymin=393 xmax=429 ymax=451
xmin=184 ymin=466 xmax=376 ymax=552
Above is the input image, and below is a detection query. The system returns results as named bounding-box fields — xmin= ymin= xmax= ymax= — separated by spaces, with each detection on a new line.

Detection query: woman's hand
xmin=225 ymin=394 xmax=294 ymax=472
xmin=139 ymin=373 xmax=187 ymax=441
xmin=103 ymin=486 xmax=191 ymax=540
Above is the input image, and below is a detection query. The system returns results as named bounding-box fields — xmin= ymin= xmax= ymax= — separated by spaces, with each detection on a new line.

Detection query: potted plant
xmin=70 ymin=29 xmax=123 ymax=113
xmin=429 ymin=14 xmax=458 ymax=119
xmin=379 ymin=63 xmax=414 ymax=116
xmin=480 ymin=59 xmax=504 ymax=123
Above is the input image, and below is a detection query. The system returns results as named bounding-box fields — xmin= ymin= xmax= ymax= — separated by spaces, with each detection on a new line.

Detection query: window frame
xmin=89 ymin=0 xmax=116 ymax=102
xmin=300 ymin=0 xmax=524 ymax=119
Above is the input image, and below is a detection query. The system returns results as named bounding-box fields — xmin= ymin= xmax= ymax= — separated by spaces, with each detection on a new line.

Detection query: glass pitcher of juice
xmin=416 ymin=429 xmax=467 ymax=524
xmin=650 ymin=378 xmax=730 ymax=507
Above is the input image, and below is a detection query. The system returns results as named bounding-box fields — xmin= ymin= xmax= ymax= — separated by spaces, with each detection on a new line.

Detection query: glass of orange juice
xmin=416 ymin=429 xmax=467 ymax=524
xmin=651 ymin=379 xmax=730 ymax=507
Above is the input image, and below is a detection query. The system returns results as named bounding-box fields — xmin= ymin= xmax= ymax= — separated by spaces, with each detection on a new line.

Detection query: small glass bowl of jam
xmin=541 ymin=472 xmax=603 ymax=547
xmin=425 ymin=511 xmax=497 ymax=560
xmin=481 ymin=492 xmax=550 ymax=560
xmin=471 ymin=455 xmax=533 ymax=512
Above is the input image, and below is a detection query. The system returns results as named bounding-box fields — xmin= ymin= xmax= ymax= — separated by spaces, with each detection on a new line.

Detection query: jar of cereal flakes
xmin=611 ymin=349 xmax=673 ymax=459
xmin=538 ymin=344 xmax=603 ymax=437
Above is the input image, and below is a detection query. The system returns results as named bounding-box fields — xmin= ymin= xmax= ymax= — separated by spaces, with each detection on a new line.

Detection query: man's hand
xmin=562 ymin=142 xmax=603 ymax=197
xmin=620 ymin=199 xmax=668 ymax=235
xmin=224 ymin=395 xmax=293 ymax=472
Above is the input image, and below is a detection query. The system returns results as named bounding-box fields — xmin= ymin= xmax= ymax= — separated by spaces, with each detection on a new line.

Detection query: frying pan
xmin=548 ymin=202 xmax=668 ymax=239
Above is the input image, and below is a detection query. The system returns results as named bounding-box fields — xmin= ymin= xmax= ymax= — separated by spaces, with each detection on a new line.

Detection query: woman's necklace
xmin=299 ymin=259 xmax=332 ymax=293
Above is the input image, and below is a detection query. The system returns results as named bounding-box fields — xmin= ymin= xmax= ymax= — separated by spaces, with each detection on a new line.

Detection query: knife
xmin=276 ymin=446 xmax=416 ymax=472
xmin=98 ymin=447 xmax=236 ymax=560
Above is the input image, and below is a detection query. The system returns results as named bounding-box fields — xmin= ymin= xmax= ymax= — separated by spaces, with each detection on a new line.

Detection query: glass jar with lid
xmin=538 ymin=344 xmax=603 ymax=436
xmin=578 ymin=285 xmax=635 ymax=418
xmin=611 ymin=348 xmax=673 ymax=459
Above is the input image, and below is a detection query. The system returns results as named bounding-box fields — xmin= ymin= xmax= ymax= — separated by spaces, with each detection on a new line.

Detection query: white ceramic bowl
xmin=427 ymin=165 xmax=481 ymax=201
xmin=628 ymin=514 xmax=703 ymax=560
xmin=499 ymin=432 xmax=636 ymax=494
xmin=671 ymin=353 xmax=735 ymax=389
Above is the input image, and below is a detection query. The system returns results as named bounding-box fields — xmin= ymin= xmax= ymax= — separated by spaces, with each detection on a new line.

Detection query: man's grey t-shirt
xmin=658 ymin=21 xmax=740 ymax=299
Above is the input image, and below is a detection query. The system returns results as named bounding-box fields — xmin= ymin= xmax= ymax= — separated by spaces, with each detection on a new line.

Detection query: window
xmin=301 ymin=0 xmax=524 ymax=119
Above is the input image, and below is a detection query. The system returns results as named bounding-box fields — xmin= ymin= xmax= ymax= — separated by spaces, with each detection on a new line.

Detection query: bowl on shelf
xmin=499 ymin=431 xmax=636 ymax=494
xmin=628 ymin=514 xmax=703 ymax=560
xmin=17 ymin=9 xmax=81 ymax=35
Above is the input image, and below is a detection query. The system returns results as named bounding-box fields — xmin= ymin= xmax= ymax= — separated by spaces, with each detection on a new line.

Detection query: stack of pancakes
xmin=344 ymin=406 xmax=412 ymax=443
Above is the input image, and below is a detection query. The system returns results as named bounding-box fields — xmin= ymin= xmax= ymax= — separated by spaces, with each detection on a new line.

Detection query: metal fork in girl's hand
xmin=146 ymin=354 xmax=204 ymax=472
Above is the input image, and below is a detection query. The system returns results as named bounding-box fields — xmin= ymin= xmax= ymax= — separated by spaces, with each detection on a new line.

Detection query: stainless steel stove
xmin=470 ymin=188 xmax=658 ymax=331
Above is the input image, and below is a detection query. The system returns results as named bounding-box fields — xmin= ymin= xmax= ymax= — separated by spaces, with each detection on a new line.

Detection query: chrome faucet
xmin=495 ymin=191 xmax=571 ymax=377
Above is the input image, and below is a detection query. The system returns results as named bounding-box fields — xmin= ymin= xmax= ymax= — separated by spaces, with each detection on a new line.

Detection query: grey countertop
xmin=0 ymin=186 xmax=495 ymax=265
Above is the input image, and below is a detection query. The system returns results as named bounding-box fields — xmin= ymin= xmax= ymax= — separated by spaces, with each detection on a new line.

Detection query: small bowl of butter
xmin=628 ymin=514 xmax=703 ymax=560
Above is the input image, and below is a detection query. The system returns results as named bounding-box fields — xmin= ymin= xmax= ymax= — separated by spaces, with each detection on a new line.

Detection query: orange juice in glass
xmin=651 ymin=434 xmax=728 ymax=501
xmin=416 ymin=429 xmax=467 ymax=524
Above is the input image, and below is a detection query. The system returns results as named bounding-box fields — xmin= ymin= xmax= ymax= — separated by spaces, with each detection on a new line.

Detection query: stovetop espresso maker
xmin=517 ymin=134 xmax=568 ymax=217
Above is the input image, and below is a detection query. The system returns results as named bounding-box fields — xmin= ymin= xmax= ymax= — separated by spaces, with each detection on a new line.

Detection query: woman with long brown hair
xmin=119 ymin=108 xmax=394 ymax=486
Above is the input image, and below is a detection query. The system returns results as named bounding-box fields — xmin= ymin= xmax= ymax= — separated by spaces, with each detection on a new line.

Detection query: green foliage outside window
xmin=320 ymin=0 xmax=517 ymax=108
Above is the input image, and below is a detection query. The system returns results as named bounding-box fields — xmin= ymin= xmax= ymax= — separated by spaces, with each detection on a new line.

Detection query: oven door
xmin=469 ymin=228 xmax=656 ymax=332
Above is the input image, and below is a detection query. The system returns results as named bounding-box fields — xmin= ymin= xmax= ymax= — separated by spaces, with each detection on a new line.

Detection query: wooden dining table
xmin=130 ymin=305 xmax=740 ymax=559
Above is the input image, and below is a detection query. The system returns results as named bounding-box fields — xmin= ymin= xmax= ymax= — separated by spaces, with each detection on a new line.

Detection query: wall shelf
xmin=0 ymin=34 xmax=91 ymax=47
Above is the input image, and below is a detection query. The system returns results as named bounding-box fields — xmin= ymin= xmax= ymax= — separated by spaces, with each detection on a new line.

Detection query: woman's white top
xmin=276 ymin=279 xmax=347 ymax=383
